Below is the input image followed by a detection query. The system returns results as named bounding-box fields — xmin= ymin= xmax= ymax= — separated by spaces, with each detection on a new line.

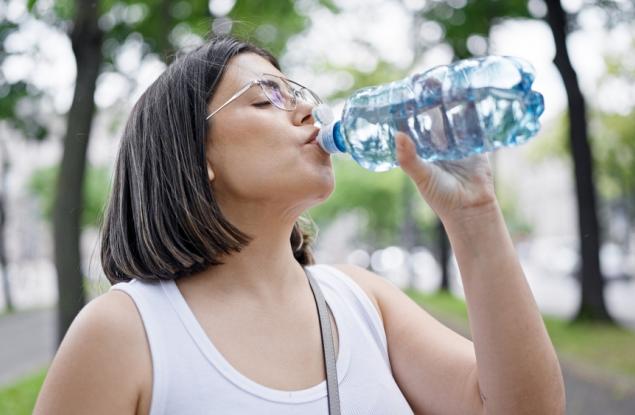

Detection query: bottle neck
xmin=317 ymin=121 xmax=346 ymax=154
xmin=332 ymin=121 xmax=346 ymax=153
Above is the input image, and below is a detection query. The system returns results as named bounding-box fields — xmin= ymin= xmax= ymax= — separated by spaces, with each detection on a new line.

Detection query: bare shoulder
xmin=332 ymin=265 xmax=481 ymax=414
xmin=34 ymin=289 xmax=151 ymax=415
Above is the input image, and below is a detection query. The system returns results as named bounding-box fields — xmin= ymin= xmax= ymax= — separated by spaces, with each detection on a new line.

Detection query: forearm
xmin=443 ymin=203 xmax=565 ymax=415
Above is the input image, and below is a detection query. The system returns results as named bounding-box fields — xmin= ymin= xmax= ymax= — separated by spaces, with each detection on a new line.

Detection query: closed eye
xmin=253 ymin=101 xmax=271 ymax=107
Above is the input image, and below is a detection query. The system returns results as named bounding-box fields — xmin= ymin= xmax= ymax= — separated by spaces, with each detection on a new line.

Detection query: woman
xmin=35 ymin=35 xmax=565 ymax=414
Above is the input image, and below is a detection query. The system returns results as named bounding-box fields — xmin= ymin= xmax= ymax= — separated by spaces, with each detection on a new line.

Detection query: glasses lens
xmin=261 ymin=75 xmax=296 ymax=110
xmin=286 ymin=78 xmax=321 ymax=106
xmin=298 ymin=87 xmax=322 ymax=105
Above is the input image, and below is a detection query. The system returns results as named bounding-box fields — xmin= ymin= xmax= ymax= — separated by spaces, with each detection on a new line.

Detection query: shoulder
xmin=331 ymin=265 xmax=480 ymax=414
xmin=35 ymin=289 xmax=151 ymax=414
xmin=74 ymin=288 xmax=147 ymax=347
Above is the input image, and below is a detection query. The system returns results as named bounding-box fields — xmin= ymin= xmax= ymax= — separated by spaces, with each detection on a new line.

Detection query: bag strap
xmin=304 ymin=267 xmax=341 ymax=415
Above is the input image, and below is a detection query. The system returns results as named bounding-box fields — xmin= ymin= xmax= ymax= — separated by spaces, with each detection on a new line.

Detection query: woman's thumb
xmin=395 ymin=132 xmax=432 ymax=189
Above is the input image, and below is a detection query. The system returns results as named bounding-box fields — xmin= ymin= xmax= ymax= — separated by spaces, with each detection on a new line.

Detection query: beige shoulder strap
xmin=305 ymin=267 xmax=341 ymax=415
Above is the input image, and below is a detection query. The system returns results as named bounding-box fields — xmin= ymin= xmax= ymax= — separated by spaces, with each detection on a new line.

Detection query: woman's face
xmin=205 ymin=53 xmax=334 ymax=217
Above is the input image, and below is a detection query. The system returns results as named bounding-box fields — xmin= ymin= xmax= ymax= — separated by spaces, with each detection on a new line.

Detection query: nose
xmin=292 ymin=99 xmax=316 ymax=126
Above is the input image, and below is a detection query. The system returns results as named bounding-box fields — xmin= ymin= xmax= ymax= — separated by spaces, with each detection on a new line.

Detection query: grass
xmin=543 ymin=317 xmax=635 ymax=377
xmin=0 ymin=367 xmax=47 ymax=415
xmin=406 ymin=289 xmax=635 ymax=378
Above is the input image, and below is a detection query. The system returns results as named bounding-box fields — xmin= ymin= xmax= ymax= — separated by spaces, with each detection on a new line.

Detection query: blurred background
xmin=1 ymin=0 xmax=634 ymax=413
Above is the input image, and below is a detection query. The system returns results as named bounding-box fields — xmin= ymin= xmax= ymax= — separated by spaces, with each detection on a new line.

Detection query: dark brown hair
xmin=101 ymin=35 xmax=315 ymax=285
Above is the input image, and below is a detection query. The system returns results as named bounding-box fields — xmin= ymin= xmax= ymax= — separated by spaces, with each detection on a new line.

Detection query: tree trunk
xmin=544 ymin=0 xmax=612 ymax=322
xmin=53 ymin=0 xmax=103 ymax=345
xmin=0 ymin=138 xmax=12 ymax=312
xmin=437 ymin=220 xmax=450 ymax=291
xmin=401 ymin=176 xmax=418 ymax=289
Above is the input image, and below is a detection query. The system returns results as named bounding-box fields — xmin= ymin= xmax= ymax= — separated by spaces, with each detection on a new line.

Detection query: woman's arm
xmin=444 ymin=202 xmax=564 ymax=414
xmin=34 ymin=291 xmax=150 ymax=415
xmin=340 ymin=133 xmax=564 ymax=414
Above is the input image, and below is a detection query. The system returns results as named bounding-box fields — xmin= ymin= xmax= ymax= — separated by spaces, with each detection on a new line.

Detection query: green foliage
xmin=309 ymin=157 xmax=437 ymax=247
xmin=417 ymin=0 xmax=532 ymax=58
xmin=419 ymin=0 xmax=633 ymax=59
xmin=324 ymin=60 xmax=412 ymax=101
xmin=0 ymin=81 xmax=47 ymax=141
xmin=526 ymin=112 xmax=571 ymax=163
xmin=0 ymin=367 xmax=47 ymax=415
xmin=27 ymin=0 xmax=74 ymax=22
xmin=526 ymin=37 xmax=635 ymax=212
xmin=28 ymin=164 xmax=112 ymax=228
xmin=496 ymin=179 xmax=533 ymax=238
xmin=0 ymin=20 xmax=48 ymax=140
xmin=309 ymin=157 xmax=403 ymax=245
xmin=406 ymin=289 xmax=635 ymax=377
xmin=528 ymin=109 xmax=635 ymax=205
xmin=308 ymin=155 xmax=529 ymax=248
xmin=590 ymin=110 xmax=635 ymax=202
xmin=544 ymin=317 xmax=635 ymax=377
xmin=405 ymin=288 xmax=469 ymax=321
xmin=228 ymin=0 xmax=307 ymax=57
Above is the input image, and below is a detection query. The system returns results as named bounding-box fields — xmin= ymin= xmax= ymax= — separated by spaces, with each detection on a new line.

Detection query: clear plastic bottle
xmin=314 ymin=56 xmax=545 ymax=172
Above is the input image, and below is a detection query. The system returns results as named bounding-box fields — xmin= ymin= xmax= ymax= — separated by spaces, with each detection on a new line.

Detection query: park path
xmin=0 ymin=308 xmax=55 ymax=387
xmin=1 ymin=308 xmax=635 ymax=414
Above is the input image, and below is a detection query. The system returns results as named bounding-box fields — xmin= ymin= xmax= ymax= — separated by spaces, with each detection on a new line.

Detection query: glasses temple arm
xmin=206 ymin=81 xmax=257 ymax=120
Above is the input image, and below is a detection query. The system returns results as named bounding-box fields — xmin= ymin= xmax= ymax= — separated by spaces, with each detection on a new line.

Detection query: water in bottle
xmin=314 ymin=56 xmax=545 ymax=172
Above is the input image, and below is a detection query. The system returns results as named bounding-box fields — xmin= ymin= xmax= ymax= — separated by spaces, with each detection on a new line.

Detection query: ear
xmin=206 ymin=162 xmax=215 ymax=182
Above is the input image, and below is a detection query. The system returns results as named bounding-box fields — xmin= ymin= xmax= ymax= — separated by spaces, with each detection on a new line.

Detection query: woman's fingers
xmin=394 ymin=131 xmax=497 ymax=220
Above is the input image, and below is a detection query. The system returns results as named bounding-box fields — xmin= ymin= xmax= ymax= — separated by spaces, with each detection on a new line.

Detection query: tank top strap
xmin=110 ymin=280 xmax=170 ymax=415
xmin=306 ymin=264 xmax=390 ymax=369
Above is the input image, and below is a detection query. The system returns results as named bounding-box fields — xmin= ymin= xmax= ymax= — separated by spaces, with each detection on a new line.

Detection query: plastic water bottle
xmin=313 ymin=56 xmax=545 ymax=172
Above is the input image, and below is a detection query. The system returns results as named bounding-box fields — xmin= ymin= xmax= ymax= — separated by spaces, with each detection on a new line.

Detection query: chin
xmin=315 ymin=166 xmax=335 ymax=198
xmin=298 ymin=170 xmax=335 ymax=208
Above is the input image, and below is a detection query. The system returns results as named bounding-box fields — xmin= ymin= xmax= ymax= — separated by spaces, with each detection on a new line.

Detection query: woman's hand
xmin=395 ymin=132 xmax=498 ymax=224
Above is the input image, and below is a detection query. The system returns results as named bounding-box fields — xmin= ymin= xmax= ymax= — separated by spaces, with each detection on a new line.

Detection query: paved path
xmin=563 ymin=358 xmax=635 ymax=415
xmin=1 ymin=308 xmax=635 ymax=414
xmin=0 ymin=308 xmax=55 ymax=387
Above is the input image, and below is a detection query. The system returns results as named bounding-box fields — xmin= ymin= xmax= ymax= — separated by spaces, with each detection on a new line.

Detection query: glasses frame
xmin=205 ymin=73 xmax=322 ymax=120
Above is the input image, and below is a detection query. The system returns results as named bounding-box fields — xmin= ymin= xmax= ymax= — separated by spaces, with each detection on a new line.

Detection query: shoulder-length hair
xmin=101 ymin=35 xmax=315 ymax=285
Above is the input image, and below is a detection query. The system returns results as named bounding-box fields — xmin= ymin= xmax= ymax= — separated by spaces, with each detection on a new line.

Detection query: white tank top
xmin=111 ymin=264 xmax=414 ymax=414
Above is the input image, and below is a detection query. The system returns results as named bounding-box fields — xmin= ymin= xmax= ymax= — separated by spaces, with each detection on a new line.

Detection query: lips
xmin=305 ymin=129 xmax=319 ymax=145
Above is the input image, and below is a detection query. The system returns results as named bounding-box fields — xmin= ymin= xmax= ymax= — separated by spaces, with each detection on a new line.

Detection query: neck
xmin=179 ymin=219 xmax=309 ymax=306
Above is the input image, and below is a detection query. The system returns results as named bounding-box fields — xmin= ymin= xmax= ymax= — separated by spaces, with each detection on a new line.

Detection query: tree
xmin=543 ymin=0 xmax=609 ymax=321
xmin=52 ymin=0 xmax=103 ymax=345
xmin=528 ymin=45 xmax=635 ymax=274
xmin=413 ymin=0 xmax=634 ymax=321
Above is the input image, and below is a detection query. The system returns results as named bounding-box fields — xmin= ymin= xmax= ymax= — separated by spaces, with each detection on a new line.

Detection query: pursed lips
xmin=305 ymin=129 xmax=319 ymax=145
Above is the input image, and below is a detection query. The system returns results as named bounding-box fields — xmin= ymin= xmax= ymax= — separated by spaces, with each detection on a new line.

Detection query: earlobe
xmin=206 ymin=163 xmax=215 ymax=182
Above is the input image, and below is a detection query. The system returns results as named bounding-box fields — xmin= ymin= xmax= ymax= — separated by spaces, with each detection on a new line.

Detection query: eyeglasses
xmin=206 ymin=73 xmax=322 ymax=120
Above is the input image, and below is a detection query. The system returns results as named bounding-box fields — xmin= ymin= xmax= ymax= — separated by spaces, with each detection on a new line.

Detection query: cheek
xmin=211 ymin=142 xmax=298 ymax=199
